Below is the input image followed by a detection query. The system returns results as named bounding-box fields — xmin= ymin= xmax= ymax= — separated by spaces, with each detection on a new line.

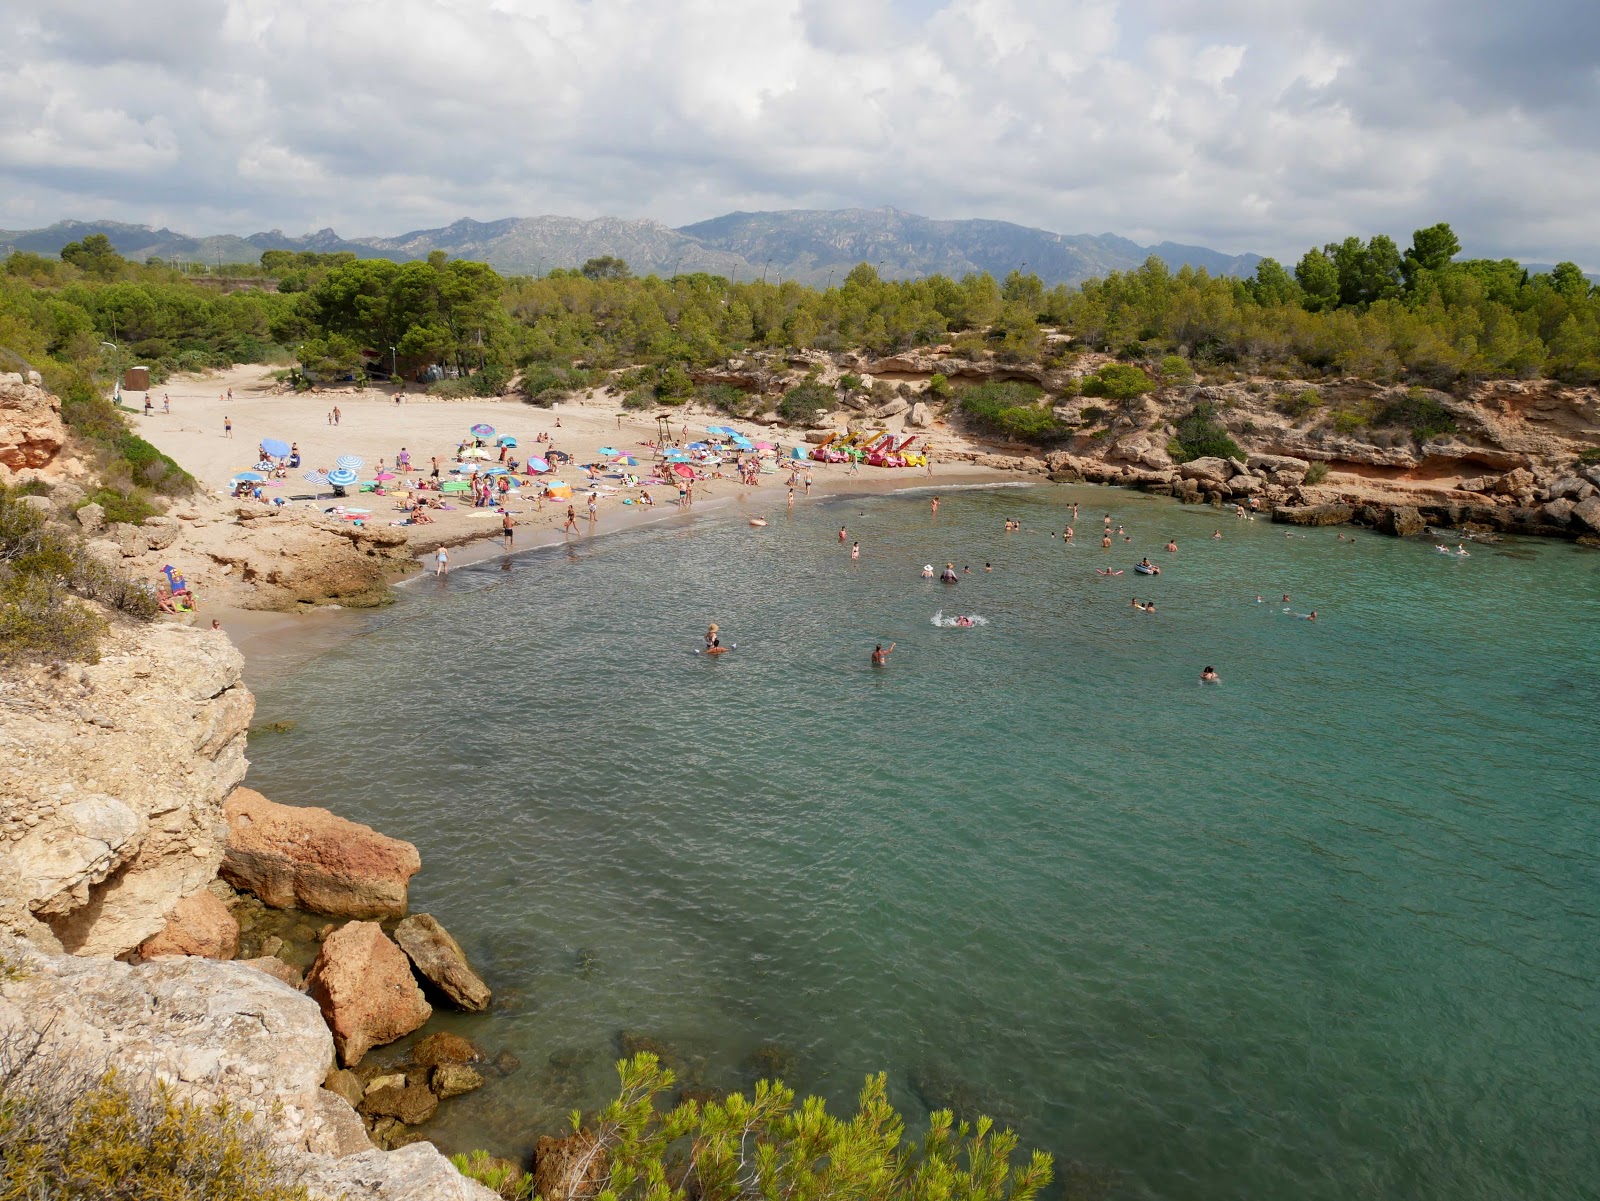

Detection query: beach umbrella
xmin=482 ymin=466 xmax=508 ymax=476
xmin=790 ymin=447 xmax=807 ymax=459
xmin=471 ymin=423 xmax=495 ymax=437
xmin=707 ymin=424 xmax=738 ymax=436
xmin=754 ymin=440 xmax=774 ymax=450
xmin=327 ymin=467 xmax=358 ymax=487
xmin=731 ymin=436 xmax=754 ymax=450
xmin=232 ymin=471 xmax=265 ymax=482
xmin=261 ymin=438 xmax=291 ymax=458
xmin=375 ymin=471 xmax=397 ymax=481
xmin=665 ymin=451 xmax=689 ymax=462
xmin=500 ymin=476 xmax=521 ymax=488
xmin=672 ymin=464 xmax=694 ymax=479
xmin=460 ymin=447 xmax=491 ymax=460
xmin=302 ymin=470 xmax=329 ymax=484
xmin=597 ymin=445 xmax=620 ymax=457
xmin=335 ymin=454 xmax=363 ymax=470
xmin=687 ymin=441 xmax=709 ymax=451
xmin=496 ymin=436 xmax=518 ymax=447
xmin=525 ymin=456 xmax=551 ymax=473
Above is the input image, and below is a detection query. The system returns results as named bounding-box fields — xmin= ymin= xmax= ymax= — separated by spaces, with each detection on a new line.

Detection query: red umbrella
xmin=672 ymin=464 xmax=694 ymax=479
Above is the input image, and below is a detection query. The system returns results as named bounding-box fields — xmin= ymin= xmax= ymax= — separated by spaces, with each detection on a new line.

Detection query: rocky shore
xmin=0 ymin=623 xmax=504 ymax=1198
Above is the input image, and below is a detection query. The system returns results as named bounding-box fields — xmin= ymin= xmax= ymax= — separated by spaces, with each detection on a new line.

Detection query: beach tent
xmin=547 ymin=483 xmax=573 ymax=499
xmin=496 ymin=436 xmax=518 ymax=447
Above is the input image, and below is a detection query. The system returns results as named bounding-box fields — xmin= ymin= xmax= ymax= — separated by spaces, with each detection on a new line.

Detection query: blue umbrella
xmin=525 ymin=456 xmax=551 ymax=473
xmin=482 ymin=466 xmax=508 ymax=476
xmin=327 ymin=467 xmax=358 ymax=486
xmin=665 ymin=451 xmax=690 ymax=462
xmin=471 ymin=423 xmax=495 ymax=438
xmin=731 ymin=436 xmax=754 ymax=449
xmin=335 ymin=454 xmax=363 ymax=470
xmin=496 ymin=435 xmax=518 ymax=447
xmin=707 ymin=424 xmax=737 ymax=436
xmin=687 ymin=441 xmax=709 ymax=450
xmin=232 ymin=471 xmax=265 ymax=482
xmin=598 ymin=445 xmax=620 ymax=457
xmin=261 ymin=438 xmax=291 ymax=458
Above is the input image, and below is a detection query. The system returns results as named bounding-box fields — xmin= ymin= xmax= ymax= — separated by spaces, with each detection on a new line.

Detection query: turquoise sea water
xmin=244 ymin=484 xmax=1600 ymax=1201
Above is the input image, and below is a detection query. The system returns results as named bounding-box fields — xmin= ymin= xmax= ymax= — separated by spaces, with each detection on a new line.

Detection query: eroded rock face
xmin=301 ymin=1142 xmax=499 ymax=1200
xmin=306 ymin=920 xmax=431 ymax=1067
xmin=138 ymin=888 xmax=240 ymax=960
xmin=0 ymin=372 xmax=66 ymax=474
xmin=394 ymin=913 xmax=491 ymax=1012
xmin=222 ymin=788 xmax=421 ymax=918
xmin=0 ymin=624 xmax=252 ymax=955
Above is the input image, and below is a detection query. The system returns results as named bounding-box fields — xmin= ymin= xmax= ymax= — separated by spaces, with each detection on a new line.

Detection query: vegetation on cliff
xmin=0 ymin=1030 xmax=307 ymax=1200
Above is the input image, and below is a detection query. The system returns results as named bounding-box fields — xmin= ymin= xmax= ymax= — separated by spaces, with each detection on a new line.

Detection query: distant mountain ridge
xmin=0 ymin=208 xmax=1265 ymax=285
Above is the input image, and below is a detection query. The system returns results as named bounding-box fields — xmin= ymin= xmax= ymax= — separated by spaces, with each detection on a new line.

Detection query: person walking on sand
xmin=327 ymin=410 xmax=333 ymax=425
xmin=333 ymin=406 xmax=341 ymax=426
xmin=223 ymin=415 xmax=232 ymax=438
xmin=435 ymin=545 xmax=450 ymax=576
xmin=804 ymin=469 xmax=813 ymax=496
xmin=430 ymin=455 xmax=441 ymax=481
xmin=502 ymin=512 xmax=515 ymax=548
xmin=163 ymin=393 xmax=171 ymax=413
xmin=563 ymin=504 xmax=579 ymax=535
xmin=871 ymin=642 xmax=895 ymax=667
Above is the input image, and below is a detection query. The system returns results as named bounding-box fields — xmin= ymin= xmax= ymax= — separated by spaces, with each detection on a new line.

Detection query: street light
xmin=101 ymin=341 xmax=122 ymax=404
xmin=761 ymin=259 xmax=772 ymax=284
xmin=390 ymin=345 xmax=398 ymax=378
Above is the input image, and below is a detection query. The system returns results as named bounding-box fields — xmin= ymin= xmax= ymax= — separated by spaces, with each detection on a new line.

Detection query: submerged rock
xmin=306 ymin=920 xmax=432 ymax=1067
xmin=362 ymin=1081 xmax=439 ymax=1126
xmin=221 ymin=787 xmax=421 ymax=919
xmin=431 ymin=1061 xmax=485 ymax=1100
xmin=412 ymin=1030 xmax=482 ymax=1068
xmin=394 ymin=914 xmax=491 ymax=1012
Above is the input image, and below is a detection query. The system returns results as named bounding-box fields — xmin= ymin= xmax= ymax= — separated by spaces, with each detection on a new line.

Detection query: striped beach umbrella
xmin=335 ymin=454 xmax=363 ymax=470
xmin=302 ymin=470 xmax=329 ymax=484
xmin=470 ymin=423 xmax=495 ymax=437
xmin=327 ymin=467 xmax=358 ymax=487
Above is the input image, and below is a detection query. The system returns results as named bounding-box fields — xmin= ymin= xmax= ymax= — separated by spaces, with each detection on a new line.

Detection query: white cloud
xmin=0 ymin=0 xmax=1597 ymax=266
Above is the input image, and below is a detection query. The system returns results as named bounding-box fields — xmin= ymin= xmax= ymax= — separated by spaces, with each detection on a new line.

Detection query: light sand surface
xmin=132 ymin=365 xmax=1010 ymax=567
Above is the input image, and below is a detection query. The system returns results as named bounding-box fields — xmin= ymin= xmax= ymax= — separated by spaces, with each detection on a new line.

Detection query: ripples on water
xmin=245 ymin=485 xmax=1600 ymax=1201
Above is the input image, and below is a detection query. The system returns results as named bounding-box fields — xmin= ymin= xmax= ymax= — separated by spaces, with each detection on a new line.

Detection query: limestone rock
xmin=412 ymin=1030 xmax=481 ymax=1068
xmin=18 ymin=494 xmax=52 ymax=515
xmin=240 ymin=955 xmax=306 ymax=989
xmin=1382 ymin=506 xmax=1428 ymax=537
xmin=1571 ymin=496 xmax=1600 ymax=533
xmin=108 ymin=520 xmax=147 ymax=556
xmin=1177 ymin=456 xmax=1233 ymax=484
xmin=306 ymin=920 xmax=431 ymax=1067
xmin=907 ymin=401 xmax=932 ymax=427
xmin=325 ymin=1067 xmax=368 ymax=1109
xmin=1542 ymin=498 xmax=1575 ymax=525
xmin=1273 ymin=503 xmax=1355 ymax=527
xmin=362 ymin=1081 xmax=439 ymax=1125
xmin=0 ymin=624 xmax=251 ymax=955
xmin=431 ymin=1061 xmax=485 ymax=1099
xmin=0 ymin=374 xmax=66 ymax=472
xmin=139 ymin=888 xmax=239 ymax=960
xmin=394 ymin=914 xmax=491 ymax=1012
xmin=143 ymin=515 xmax=181 ymax=549
xmin=312 ymin=1087 xmax=375 ymax=1157
xmin=222 ymin=787 xmax=421 ymax=918
xmin=75 ymin=502 xmax=106 ymax=532
xmin=300 ymin=1141 xmax=500 ymax=1200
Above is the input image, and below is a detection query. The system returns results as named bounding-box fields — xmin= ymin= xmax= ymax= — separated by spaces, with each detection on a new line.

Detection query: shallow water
xmin=245 ymin=484 xmax=1600 ymax=1200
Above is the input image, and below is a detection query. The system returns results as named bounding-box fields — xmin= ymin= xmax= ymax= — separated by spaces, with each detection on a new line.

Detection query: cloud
xmin=1 ymin=0 xmax=1596 ymax=266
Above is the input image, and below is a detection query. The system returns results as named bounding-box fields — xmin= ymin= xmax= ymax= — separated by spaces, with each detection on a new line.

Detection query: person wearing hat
xmin=705 ymin=623 xmax=721 ymax=651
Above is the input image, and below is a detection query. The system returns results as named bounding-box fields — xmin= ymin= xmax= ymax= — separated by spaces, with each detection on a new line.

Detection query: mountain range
xmin=0 ymin=208 xmax=1263 ymax=288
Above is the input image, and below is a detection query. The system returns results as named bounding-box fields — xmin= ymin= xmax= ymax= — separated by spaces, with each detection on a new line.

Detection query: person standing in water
xmin=705 ymin=623 xmax=722 ymax=650
xmin=931 ymin=496 xmax=940 ymax=515
xmin=851 ymin=541 xmax=860 ymax=561
xmin=839 ymin=525 xmax=848 ymax=543
xmin=435 ymin=545 xmax=450 ymax=576
xmin=502 ymin=511 xmax=515 ymax=548
xmin=871 ymin=642 xmax=895 ymax=667
xmin=1201 ymin=666 xmax=1220 ymax=683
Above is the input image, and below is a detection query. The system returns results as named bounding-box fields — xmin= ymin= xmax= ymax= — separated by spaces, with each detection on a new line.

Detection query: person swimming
xmin=1131 ymin=598 xmax=1156 ymax=612
xmin=871 ymin=641 xmax=896 ymax=666
xmin=705 ymin=623 xmax=722 ymax=650
xmin=955 ymin=615 xmax=974 ymax=627
xmin=1165 ymin=539 xmax=1177 ymax=552
xmin=1200 ymin=666 xmax=1220 ymax=683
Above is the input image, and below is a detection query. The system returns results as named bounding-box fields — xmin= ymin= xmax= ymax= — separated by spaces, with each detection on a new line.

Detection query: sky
xmin=3 ymin=0 xmax=1598 ymax=265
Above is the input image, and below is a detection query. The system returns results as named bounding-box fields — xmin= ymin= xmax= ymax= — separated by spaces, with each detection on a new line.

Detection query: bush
xmin=621 ymin=386 xmax=657 ymax=411
xmin=521 ymin=365 xmax=604 ymax=406
xmin=1171 ymin=403 xmax=1243 ymax=462
xmin=79 ymin=487 xmax=160 ymax=526
xmin=697 ymin=383 xmax=753 ymax=416
xmin=1159 ymin=354 xmax=1194 ymax=384
xmin=657 ymin=363 xmax=695 ymax=402
xmin=451 ymin=1150 xmax=532 ymax=1199
xmin=928 ymin=373 xmax=951 ymax=398
xmin=958 ymin=381 xmax=1063 ymax=443
xmin=558 ymin=1053 xmax=1053 ymax=1201
xmin=1329 ymin=409 xmax=1367 ymax=434
xmin=0 ymin=1030 xmax=308 ymax=1200
xmin=1304 ymin=461 xmax=1330 ymax=484
xmin=778 ymin=381 xmax=835 ymax=423
xmin=1275 ymin=388 xmax=1322 ymax=420
xmin=838 ymin=373 xmax=863 ymax=392
xmin=1373 ymin=388 xmax=1458 ymax=443
xmin=1578 ymin=447 xmax=1600 ymax=465
xmin=1080 ymin=363 xmax=1155 ymax=401
xmin=426 ymin=378 xmax=476 ymax=398
xmin=468 ymin=362 xmax=513 ymax=397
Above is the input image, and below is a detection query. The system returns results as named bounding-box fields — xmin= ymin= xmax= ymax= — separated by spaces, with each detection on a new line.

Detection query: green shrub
xmin=0 ymin=1036 xmax=308 ymax=1201
xmin=0 ymin=575 xmax=108 ymax=665
xmin=1171 ymin=403 xmax=1243 ymax=462
xmin=928 ymin=373 xmax=952 ymax=398
xmin=451 ymin=1150 xmax=532 ymax=1199
xmin=1080 ymin=363 xmax=1154 ymax=401
xmin=1275 ymin=388 xmax=1322 ymax=420
xmin=778 ymin=381 xmax=835 ymax=423
xmin=1373 ymin=388 xmax=1458 ymax=443
xmin=1304 ymin=461 xmax=1330 ymax=484
xmin=566 ymin=1053 xmax=1052 ymax=1201
xmin=468 ymin=362 xmax=513 ymax=397
xmin=697 ymin=383 xmax=753 ymax=416
xmin=657 ymin=363 xmax=695 ymax=402
xmin=1078 ymin=405 xmax=1107 ymax=426
xmin=838 ymin=373 xmax=863 ymax=392
xmin=521 ymin=365 xmax=604 ymax=406
xmin=1159 ymin=354 xmax=1194 ymax=384
xmin=958 ymin=381 xmax=1063 ymax=443
xmin=1578 ymin=447 xmax=1600 ymax=464
xmin=426 ymin=378 xmax=476 ymax=398
xmin=79 ymin=487 xmax=160 ymax=526
xmin=622 ymin=386 xmax=657 ymax=411
xmin=1329 ymin=409 xmax=1367 ymax=435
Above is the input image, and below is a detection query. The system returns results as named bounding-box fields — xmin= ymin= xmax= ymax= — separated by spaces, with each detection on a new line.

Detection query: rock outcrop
xmin=0 ymin=935 xmax=495 ymax=1200
xmin=138 ymin=888 xmax=240 ymax=960
xmin=394 ymin=913 xmax=492 ymax=1012
xmin=0 ymin=623 xmax=252 ymax=955
xmin=306 ymin=920 xmax=432 ymax=1067
xmin=0 ymin=371 xmax=67 ymax=475
xmin=221 ymin=788 xmax=421 ymax=918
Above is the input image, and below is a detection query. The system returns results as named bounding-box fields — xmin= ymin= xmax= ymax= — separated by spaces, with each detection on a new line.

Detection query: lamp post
xmin=761 ymin=259 xmax=771 ymax=284
xmin=101 ymin=341 xmax=122 ymax=404
xmin=390 ymin=345 xmax=398 ymax=379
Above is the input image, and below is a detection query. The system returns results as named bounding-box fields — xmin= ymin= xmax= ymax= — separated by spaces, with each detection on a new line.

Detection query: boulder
xmin=412 ymin=1031 xmax=481 ymax=1068
xmin=75 ymin=502 xmax=105 ymax=533
xmin=907 ymin=401 xmax=932 ymax=428
xmin=1489 ymin=467 xmax=1535 ymax=496
xmin=239 ymin=955 xmax=306 ymax=989
xmin=431 ymin=1062 xmax=485 ymax=1100
xmin=306 ymin=920 xmax=432 ymax=1067
xmin=1228 ymin=474 xmax=1263 ymax=495
xmin=324 ymin=1068 xmax=368 ymax=1110
xmin=361 ymin=1081 xmax=439 ymax=1126
xmin=1272 ymin=503 xmax=1355 ymax=527
xmin=83 ymin=537 xmax=122 ymax=565
xmin=873 ymin=395 xmax=910 ymax=418
xmin=142 ymin=515 xmax=181 ymax=550
xmin=17 ymin=494 xmax=52 ymax=515
xmin=0 ymin=374 xmax=66 ymax=471
xmin=1542 ymin=499 xmax=1575 ymax=526
xmin=1248 ymin=452 xmax=1311 ymax=476
xmin=300 ymin=1141 xmax=502 ymax=1199
xmin=1382 ymin=506 xmax=1428 ymax=538
xmin=138 ymin=889 xmax=240 ymax=961
xmin=221 ymin=787 xmax=421 ymax=918
xmin=1571 ymin=496 xmax=1600 ymax=534
xmin=1177 ymin=456 xmax=1232 ymax=484
xmin=50 ymin=481 xmax=86 ymax=507
xmin=393 ymin=914 xmax=491 ymax=1012
xmin=108 ymin=521 xmax=146 ymax=556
